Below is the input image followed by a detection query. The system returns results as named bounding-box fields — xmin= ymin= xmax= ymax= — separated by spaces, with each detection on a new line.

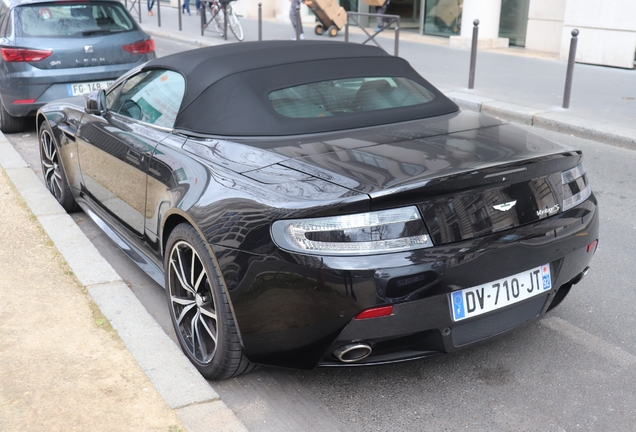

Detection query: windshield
xmin=268 ymin=77 xmax=437 ymax=118
xmin=15 ymin=3 xmax=134 ymax=38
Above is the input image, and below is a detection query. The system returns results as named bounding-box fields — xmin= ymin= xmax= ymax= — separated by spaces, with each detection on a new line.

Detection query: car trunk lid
xmin=190 ymin=111 xmax=585 ymax=245
xmin=264 ymin=115 xmax=581 ymax=244
xmin=14 ymin=33 xmax=147 ymax=69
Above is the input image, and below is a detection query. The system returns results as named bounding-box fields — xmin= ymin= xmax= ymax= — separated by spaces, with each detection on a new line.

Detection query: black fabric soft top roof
xmin=141 ymin=41 xmax=458 ymax=137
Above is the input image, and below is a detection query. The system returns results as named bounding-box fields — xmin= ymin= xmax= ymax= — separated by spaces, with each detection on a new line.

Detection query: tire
xmin=165 ymin=223 xmax=258 ymax=380
xmin=227 ymin=8 xmax=243 ymax=41
xmin=328 ymin=26 xmax=338 ymax=37
xmin=0 ymin=102 xmax=24 ymax=134
xmin=39 ymin=121 xmax=79 ymax=213
xmin=315 ymin=24 xmax=324 ymax=35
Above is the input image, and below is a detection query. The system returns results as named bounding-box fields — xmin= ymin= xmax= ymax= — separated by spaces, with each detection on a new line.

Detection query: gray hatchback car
xmin=0 ymin=0 xmax=155 ymax=133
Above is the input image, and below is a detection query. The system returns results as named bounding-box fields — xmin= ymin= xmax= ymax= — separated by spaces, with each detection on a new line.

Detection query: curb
xmin=146 ymin=27 xmax=223 ymax=48
xmin=0 ymin=135 xmax=248 ymax=432
xmin=445 ymin=91 xmax=636 ymax=150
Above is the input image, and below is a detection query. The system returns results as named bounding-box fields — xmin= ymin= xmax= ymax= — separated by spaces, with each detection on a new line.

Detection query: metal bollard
xmin=468 ymin=19 xmax=479 ymax=89
xmin=345 ymin=16 xmax=349 ymax=42
xmin=394 ymin=17 xmax=400 ymax=57
xmin=563 ymin=29 xmax=579 ymax=109
xmin=138 ymin=0 xmax=142 ymax=23
xmin=224 ymin=3 xmax=228 ymax=41
xmin=157 ymin=0 xmax=161 ymax=27
xmin=200 ymin=1 xmax=205 ymax=36
xmin=178 ymin=0 xmax=182 ymax=31
xmin=258 ymin=3 xmax=262 ymax=41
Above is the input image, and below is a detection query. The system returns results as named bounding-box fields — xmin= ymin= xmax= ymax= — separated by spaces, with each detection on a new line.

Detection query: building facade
xmin=228 ymin=0 xmax=635 ymax=69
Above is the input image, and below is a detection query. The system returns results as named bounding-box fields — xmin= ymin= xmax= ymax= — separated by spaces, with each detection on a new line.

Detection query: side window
xmin=106 ymin=82 xmax=123 ymax=110
xmin=109 ymin=70 xmax=185 ymax=128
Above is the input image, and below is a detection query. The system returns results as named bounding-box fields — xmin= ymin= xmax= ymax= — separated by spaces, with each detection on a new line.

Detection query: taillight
xmin=354 ymin=305 xmax=393 ymax=320
xmin=122 ymin=39 xmax=155 ymax=55
xmin=561 ymin=163 xmax=592 ymax=211
xmin=1 ymin=48 xmax=53 ymax=62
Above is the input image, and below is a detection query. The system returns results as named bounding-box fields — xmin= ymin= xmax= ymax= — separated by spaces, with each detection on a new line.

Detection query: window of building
xmin=498 ymin=0 xmax=530 ymax=47
xmin=422 ymin=0 xmax=462 ymax=37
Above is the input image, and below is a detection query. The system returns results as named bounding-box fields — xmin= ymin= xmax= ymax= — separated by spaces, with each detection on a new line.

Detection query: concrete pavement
xmin=0 ymin=6 xmax=634 ymax=431
xmin=0 ymin=136 xmax=247 ymax=431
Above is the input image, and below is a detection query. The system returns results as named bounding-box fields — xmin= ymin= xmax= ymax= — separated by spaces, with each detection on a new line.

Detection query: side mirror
xmin=85 ymin=89 xmax=107 ymax=115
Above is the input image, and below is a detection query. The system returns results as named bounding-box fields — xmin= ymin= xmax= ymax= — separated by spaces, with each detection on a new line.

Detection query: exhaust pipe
xmin=571 ymin=266 xmax=590 ymax=285
xmin=334 ymin=343 xmax=372 ymax=363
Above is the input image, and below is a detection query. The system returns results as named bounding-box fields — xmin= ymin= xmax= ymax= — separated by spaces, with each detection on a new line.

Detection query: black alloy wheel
xmin=165 ymin=223 xmax=258 ymax=380
xmin=39 ymin=122 xmax=79 ymax=212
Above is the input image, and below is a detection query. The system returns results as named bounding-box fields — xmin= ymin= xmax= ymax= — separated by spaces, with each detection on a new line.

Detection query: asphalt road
xmin=9 ymin=36 xmax=636 ymax=431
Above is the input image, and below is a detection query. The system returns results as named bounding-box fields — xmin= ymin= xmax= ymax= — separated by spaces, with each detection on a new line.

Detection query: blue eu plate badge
xmin=452 ymin=291 xmax=465 ymax=320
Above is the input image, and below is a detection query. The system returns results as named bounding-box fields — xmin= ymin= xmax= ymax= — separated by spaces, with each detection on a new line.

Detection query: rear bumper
xmin=319 ymin=203 xmax=598 ymax=367
xmin=0 ymin=57 xmax=152 ymax=117
xmin=215 ymin=195 xmax=599 ymax=369
xmin=318 ymin=272 xmax=580 ymax=367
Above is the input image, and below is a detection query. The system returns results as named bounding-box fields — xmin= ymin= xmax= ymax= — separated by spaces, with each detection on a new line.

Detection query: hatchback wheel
xmin=165 ymin=223 xmax=259 ymax=380
xmin=0 ymin=102 xmax=24 ymax=134
xmin=39 ymin=121 xmax=79 ymax=212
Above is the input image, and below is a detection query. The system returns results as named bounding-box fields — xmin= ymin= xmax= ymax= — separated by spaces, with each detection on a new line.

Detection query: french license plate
xmin=450 ymin=264 xmax=552 ymax=322
xmin=67 ymin=80 xmax=113 ymax=97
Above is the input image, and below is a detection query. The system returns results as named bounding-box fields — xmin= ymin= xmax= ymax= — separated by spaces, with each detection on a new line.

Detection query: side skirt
xmin=78 ymin=199 xmax=166 ymax=288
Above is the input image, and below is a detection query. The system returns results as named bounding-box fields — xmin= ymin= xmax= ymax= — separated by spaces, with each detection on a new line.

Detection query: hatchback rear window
xmin=268 ymin=77 xmax=436 ymax=118
xmin=15 ymin=3 xmax=134 ymax=37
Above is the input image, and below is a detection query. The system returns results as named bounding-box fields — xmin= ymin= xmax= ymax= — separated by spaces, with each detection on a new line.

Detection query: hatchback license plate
xmin=450 ymin=264 xmax=552 ymax=322
xmin=67 ymin=80 xmax=113 ymax=97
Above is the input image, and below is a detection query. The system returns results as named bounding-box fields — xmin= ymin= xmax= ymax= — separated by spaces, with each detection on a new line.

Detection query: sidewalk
xmin=0 ymin=137 xmax=246 ymax=431
xmin=0 ymin=145 xmax=181 ymax=431
xmin=137 ymin=4 xmax=636 ymax=149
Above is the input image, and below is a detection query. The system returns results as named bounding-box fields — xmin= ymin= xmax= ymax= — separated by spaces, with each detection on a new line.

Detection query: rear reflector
xmin=12 ymin=99 xmax=36 ymax=104
xmin=587 ymin=240 xmax=598 ymax=253
xmin=354 ymin=305 xmax=393 ymax=320
xmin=1 ymin=48 xmax=52 ymax=62
xmin=122 ymin=39 xmax=155 ymax=55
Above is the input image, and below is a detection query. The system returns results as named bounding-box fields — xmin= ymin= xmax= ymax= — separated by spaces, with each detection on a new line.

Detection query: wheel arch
xmin=35 ymin=111 xmax=72 ymax=183
xmin=35 ymin=111 xmax=47 ymax=131
xmin=161 ymin=211 xmax=192 ymax=258
xmin=160 ymin=209 xmax=248 ymax=352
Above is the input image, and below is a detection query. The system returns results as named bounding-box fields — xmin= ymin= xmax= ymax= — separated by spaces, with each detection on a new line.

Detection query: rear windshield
xmin=268 ymin=77 xmax=436 ymax=118
xmin=15 ymin=3 xmax=134 ymax=37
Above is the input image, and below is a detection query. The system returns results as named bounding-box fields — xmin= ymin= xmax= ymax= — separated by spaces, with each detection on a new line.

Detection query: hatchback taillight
xmin=122 ymin=39 xmax=155 ymax=55
xmin=1 ymin=48 xmax=53 ymax=62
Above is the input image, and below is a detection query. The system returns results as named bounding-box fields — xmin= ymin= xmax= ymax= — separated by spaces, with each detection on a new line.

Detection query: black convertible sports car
xmin=37 ymin=41 xmax=598 ymax=380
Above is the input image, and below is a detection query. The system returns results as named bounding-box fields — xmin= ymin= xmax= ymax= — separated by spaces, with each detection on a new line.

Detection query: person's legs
xmin=376 ymin=0 xmax=388 ymax=29
xmin=289 ymin=0 xmax=304 ymax=38
xmin=182 ymin=0 xmax=191 ymax=14
xmin=147 ymin=0 xmax=155 ymax=15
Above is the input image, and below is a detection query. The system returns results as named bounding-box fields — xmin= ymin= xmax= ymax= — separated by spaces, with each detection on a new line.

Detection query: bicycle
xmin=204 ymin=0 xmax=244 ymax=42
